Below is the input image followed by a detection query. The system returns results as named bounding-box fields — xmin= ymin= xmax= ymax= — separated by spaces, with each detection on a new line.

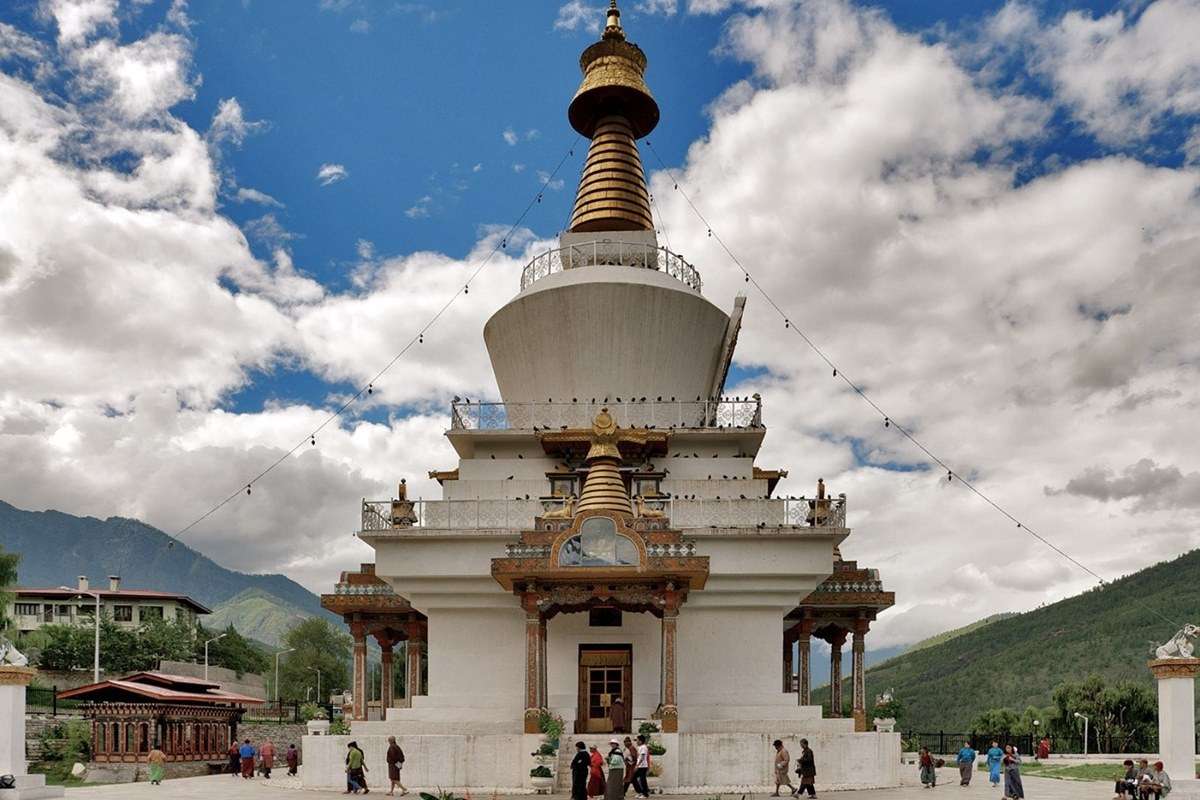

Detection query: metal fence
xmin=519 ymin=241 xmax=703 ymax=293
xmin=240 ymin=700 xmax=305 ymax=724
xmin=901 ymin=731 xmax=1178 ymax=756
xmin=449 ymin=397 xmax=762 ymax=431
xmin=25 ymin=686 xmax=82 ymax=717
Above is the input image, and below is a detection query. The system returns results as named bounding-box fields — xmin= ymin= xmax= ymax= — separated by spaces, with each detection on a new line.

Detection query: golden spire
xmin=566 ymin=1 xmax=659 ymax=233
xmin=575 ymin=409 xmax=634 ymax=517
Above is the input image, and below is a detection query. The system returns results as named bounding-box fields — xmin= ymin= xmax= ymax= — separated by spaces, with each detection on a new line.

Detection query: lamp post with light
xmin=58 ymin=585 xmax=100 ymax=683
xmin=274 ymin=648 xmax=295 ymax=704
xmin=1073 ymin=712 xmax=1089 ymax=756
xmin=203 ymin=633 xmax=226 ymax=682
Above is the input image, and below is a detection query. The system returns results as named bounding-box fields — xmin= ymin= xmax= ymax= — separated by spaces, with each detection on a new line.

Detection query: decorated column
xmin=852 ymin=618 xmax=870 ymax=731
xmin=350 ymin=621 xmax=368 ymax=720
xmin=523 ymin=593 xmax=542 ymax=733
xmin=829 ymin=629 xmax=846 ymax=718
xmin=660 ymin=585 xmax=680 ymax=732
xmin=1149 ymin=648 xmax=1200 ymax=799
xmin=783 ymin=629 xmax=795 ymax=693
xmin=405 ymin=620 xmax=426 ymax=702
xmin=375 ymin=632 xmax=395 ymax=711
xmin=797 ymin=619 xmax=813 ymax=706
xmin=538 ymin=615 xmax=548 ymax=714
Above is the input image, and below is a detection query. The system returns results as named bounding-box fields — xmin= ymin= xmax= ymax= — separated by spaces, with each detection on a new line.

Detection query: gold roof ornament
xmin=575 ymin=408 xmax=634 ymax=517
xmin=567 ymin=1 xmax=658 ymax=233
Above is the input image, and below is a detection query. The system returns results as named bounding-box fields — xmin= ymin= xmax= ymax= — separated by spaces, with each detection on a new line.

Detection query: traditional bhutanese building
xmin=309 ymin=3 xmax=898 ymax=791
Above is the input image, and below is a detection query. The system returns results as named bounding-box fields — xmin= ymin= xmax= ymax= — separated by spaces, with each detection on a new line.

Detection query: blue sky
xmin=4 ymin=0 xmax=1200 ymax=640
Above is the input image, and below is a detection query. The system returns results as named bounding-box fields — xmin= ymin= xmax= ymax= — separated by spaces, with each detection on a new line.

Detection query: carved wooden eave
xmin=491 ymin=509 xmax=709 ymax=606
xmin=752 ymin=466 xmax=789 ymax=496
xmin=428 ymin=468 xmax=459 ymax=484
xmin=537 ymin=426 xmax=669 ymax=459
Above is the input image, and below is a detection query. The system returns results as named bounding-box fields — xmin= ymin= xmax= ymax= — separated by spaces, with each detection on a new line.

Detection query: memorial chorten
xmin=305 ymin=3 xmax=900 ymax=792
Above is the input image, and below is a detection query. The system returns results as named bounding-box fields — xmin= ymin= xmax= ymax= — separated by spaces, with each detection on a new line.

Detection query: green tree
xmin=0 ymin=545 xmax=19 ymax=632
xmin=133 ymin=618 xmax=195 ymax=669
xmin=971 ymin=708 xmax=1019 ymax=734
xmin=194 ymin=624 xmax=269 ymax=678
xmin=277 ymin=618 xmax=351 ymax=703
xmin=36 ymin=624 xmax=94 ymax=670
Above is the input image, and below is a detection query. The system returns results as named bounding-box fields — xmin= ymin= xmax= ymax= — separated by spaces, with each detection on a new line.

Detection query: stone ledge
xmin=1148 ymin=658 xmax=1200 ymax=679
xmin=0 ymin=666 xmax=38 ymax=687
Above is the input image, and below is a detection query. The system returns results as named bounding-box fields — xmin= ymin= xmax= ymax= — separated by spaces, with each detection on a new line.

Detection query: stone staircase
xmin=555 ymin=735 xmax=578 ymax=793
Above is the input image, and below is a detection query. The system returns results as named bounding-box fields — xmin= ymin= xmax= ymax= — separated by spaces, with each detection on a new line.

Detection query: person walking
xmin=239 ymin=739 xmax=257 ymax=779
xmin=623 ymin=736 xmax=637 ymax=795
xmin=610 ymin=697 xmax=628 ymax=734
xmin=386 ymin=736 xmax=407 ymax=796
xmin=919 ymin=747 xmax=937 ymax=789
xmin=956 ymin=742 xmax=977 ymax=786
xmin=1036 ymin=737 xmax=1050 ymax=762
xmin=986 ymin=742 xmax=1003 ymax=788
xmin=773 ymin=740 xmax=796 ymax=796
xmin=606 ymin=739 xmax=626 ymax=800
xmin=1003 ymin=745 xmax=1024 ymax=800
xmin=795 ymin=738 xmax=816 ymax=799
xmin=146 ymin=744 xmax=167 ymax=786
xmin=571 ymin=741 xmax=591 ymax=800
xmin=632 ymin=735 xmax=652 ymax=799
xmin=286 ymin=744 xmax=300 ymax=777
xmin=227 ymin=741 xmax=241 ymax=777
xmin=588 ymin=744 xmax=606 ymax=799
xmin=260 ymin=739 xmax=276 ymax=779
xmin=344 ymin=740 xmax=369 ymax=795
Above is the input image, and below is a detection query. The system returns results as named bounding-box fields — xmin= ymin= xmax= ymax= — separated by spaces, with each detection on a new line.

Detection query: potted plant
xmin=530 ymin=764 xmax=555 ymax=793
xmin=538 ymin=710 xmax=565 ymax=749
xmin=530 ymin=741 xmax=558 ymax=766
xmin=647 ymin=761 xmax=663 ymax=794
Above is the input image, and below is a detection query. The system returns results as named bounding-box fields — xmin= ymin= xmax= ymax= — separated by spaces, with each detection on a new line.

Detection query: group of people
xmin=916 ymin=740 xmax=1024 ymax=799
xmin=772 ymin=738 xmax=818 ymax=798
xmin=1115 ymin=759 xmax=1173 ymax=800
xmin=224 ymin=738 xmax=299 ymax=780
xmin=570 ymin=734 xmax=653 ymax=800
xmin=342 ymin=736 xmax=408 ymax=796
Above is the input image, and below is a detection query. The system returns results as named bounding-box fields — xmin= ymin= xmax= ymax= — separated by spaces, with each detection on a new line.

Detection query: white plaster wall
xmin=675 ymin=731 xmax=901 ymax=791
xmin=302 ymin=733 xmax=535 ymax=791
xmin=484 ymin=266 xmax=731 ymax=406
xmin=422 ymin=607 xmax=525 ymax=714
xmin=1157 ymin=676 xmax=1196 ymax=779
xmin=546 ymin=611 xmax=662 ymax=725
xmin=677 ymin=607 xmax=788 ymax=706
xmin=0 ymin=683 xmax=26 ymax=775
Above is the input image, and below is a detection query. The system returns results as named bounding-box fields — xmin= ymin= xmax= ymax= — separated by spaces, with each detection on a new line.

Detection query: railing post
xmin=53 ymin=685 xmax=57 ymax=717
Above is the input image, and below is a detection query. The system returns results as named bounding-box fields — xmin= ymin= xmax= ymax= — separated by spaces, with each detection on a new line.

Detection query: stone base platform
xmin=0 ymin=774 xmax=66 ymax=800
xmin=302 ymin=727 xmax=901 ymax=792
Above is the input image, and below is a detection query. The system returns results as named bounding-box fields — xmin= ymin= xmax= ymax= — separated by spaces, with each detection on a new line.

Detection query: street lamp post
xmin=311 ymin=667 xmax=322 ymax=704
xmin=274 ymin=648 xmax=295 ymax=704
xmin=1073 ymin=712 xmax=1089 ymax=756
xmin=59 ymin=586 xmax=100 ymax=683
xmin=204 ymin=633 xmax=227 ymax=682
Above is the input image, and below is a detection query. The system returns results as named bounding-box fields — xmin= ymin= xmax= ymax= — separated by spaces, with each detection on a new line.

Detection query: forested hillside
xmin=857 ymin=549 xmax=1200 ymax=731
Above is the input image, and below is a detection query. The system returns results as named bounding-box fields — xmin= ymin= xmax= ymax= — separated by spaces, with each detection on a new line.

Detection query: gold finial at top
xmin=604 ymin=0 xmax=625 ymax=41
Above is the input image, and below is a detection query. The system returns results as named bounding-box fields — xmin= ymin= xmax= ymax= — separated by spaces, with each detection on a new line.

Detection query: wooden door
xmin=577 ymin=648 xmax=632 ymax=733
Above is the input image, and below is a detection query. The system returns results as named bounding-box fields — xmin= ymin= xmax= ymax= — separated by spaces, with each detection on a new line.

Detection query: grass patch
xmin=1021 ymin=763 xmax=1128 ymax=782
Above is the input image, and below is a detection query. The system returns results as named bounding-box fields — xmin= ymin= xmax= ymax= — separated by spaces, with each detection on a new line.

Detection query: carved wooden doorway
xmin=577 ymin=645 xmax=632 ymax=734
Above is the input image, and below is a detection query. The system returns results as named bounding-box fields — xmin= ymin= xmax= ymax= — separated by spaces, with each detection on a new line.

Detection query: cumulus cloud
xmin=349 ymin=18 xmax=369 ymax=34
xmin=501 ymin=127 xmax=518 ymax=146
xmin=5 ymin=0 xmax=1200 ymax=631
xmin=207 ymin=97 xmax=266 ymax=146
xmin=404 ymin=195 xmax=433 ymax=219
xmin=234 ymin=186 xmax=283 ymax=207
xmin=315 ymin=163 xmax=348 ymax=186
xmin=554 ymin=0 xmax=600 ymax=33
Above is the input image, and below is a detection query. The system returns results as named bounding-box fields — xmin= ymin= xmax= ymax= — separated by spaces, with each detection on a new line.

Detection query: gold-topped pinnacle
xmin=575 ymin=409 xmax=634 ymax=517
xmin=566 ymin=1 xmax=659 ymax=232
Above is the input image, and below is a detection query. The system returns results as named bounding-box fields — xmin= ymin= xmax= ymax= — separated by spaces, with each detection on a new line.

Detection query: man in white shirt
xmin=632 ymin=735 xmax=651 ymax=798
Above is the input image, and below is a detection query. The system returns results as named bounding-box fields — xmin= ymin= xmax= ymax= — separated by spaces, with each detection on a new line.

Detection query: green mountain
xmin=856 ymin=549 xmax=1200 ymax=732
xmin=0 ymin=500 xmax=335 ymax=639
xmin=901 ymin=613 xmax=1018 ymax=656
xmin=207 ymin=588 xmax=314 ymax=648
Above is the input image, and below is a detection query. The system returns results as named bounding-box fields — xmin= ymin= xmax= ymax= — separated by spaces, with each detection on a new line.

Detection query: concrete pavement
xmin=61 ymin=769 xmax=1106 ymax=799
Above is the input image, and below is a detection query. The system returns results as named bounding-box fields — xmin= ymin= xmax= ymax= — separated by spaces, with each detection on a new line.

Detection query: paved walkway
xmin=61 ymin=770 xmax=1107 ymax=799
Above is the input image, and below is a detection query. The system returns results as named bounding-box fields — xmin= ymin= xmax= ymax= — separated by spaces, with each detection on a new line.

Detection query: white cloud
xmin=537 ymin=170 xmax=565 ymax=190
xmin=316 ymin=162 xmax=348 ymax=186
xmin=234 ymin=186 xmax=283 ymax=207
xmin=554 ymin=0 xmax=600 ymax=33
xmin=511 ymin=162 xmax=526 ymax=173
xmin=404 ymin=195 xmax=433 ymax=219
xmin=207 ymin=97 xmax=266 ymax=146
xmin=349 ymin=18 xmax=369 ymax=34
xmin=637 ymin=0 xmax=678 ymax=14
xmin=472 ymin=162 xmax=483 ymax=173
xmin=40 ymin=0 xmax=118 ymax=45
xmin=0 ymin=22 xmax=47 ymax=61
xmin=502 ymin=126 xmax=519 ymax=146
xmin=1026 ymin=0 xmax=1200 ymax=145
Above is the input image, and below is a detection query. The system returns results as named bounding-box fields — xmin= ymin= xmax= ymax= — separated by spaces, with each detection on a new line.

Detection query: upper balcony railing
xmin=450 ymin=397 xmax=762 ymax=431
xmin=520 ymin=241 xmax=702 ymax=293
xmin=361 ymin=494 xmax=846 ymax=532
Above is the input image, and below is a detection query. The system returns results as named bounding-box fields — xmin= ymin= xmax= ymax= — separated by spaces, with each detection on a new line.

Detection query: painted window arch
xmin=558 ymin=516 xmax=639 ymax=567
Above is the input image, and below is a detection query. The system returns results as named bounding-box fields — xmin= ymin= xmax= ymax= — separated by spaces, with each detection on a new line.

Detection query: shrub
xmin=530 ymin=765 xmax=553 ymax=778
xmin=638 ymin=722 xmax=659 ymax=736
xmin=647 ymin=742 xmax=666 ymax=756
xmin=531 ymin=743 xmax=557 ymax=756
xmin=329 ymin=719 xmax=351 ymax=736
xmin=299 ymin=702 xmax=323 ymax=722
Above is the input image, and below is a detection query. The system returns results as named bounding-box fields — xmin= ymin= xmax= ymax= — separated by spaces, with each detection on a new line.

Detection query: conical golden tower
xmin=567 ymin=1 xmax=659 ymax=233
xmin=574 ymin=408 xmax=634 ymax=517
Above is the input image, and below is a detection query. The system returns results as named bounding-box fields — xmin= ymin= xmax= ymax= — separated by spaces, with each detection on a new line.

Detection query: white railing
xmin=450 ymin=397 xmax=762 ymax=431
xmin=361 ymin=495 xmax=845 ymax=532
xmin=520 ymin=240 xmax=702 ymax=293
